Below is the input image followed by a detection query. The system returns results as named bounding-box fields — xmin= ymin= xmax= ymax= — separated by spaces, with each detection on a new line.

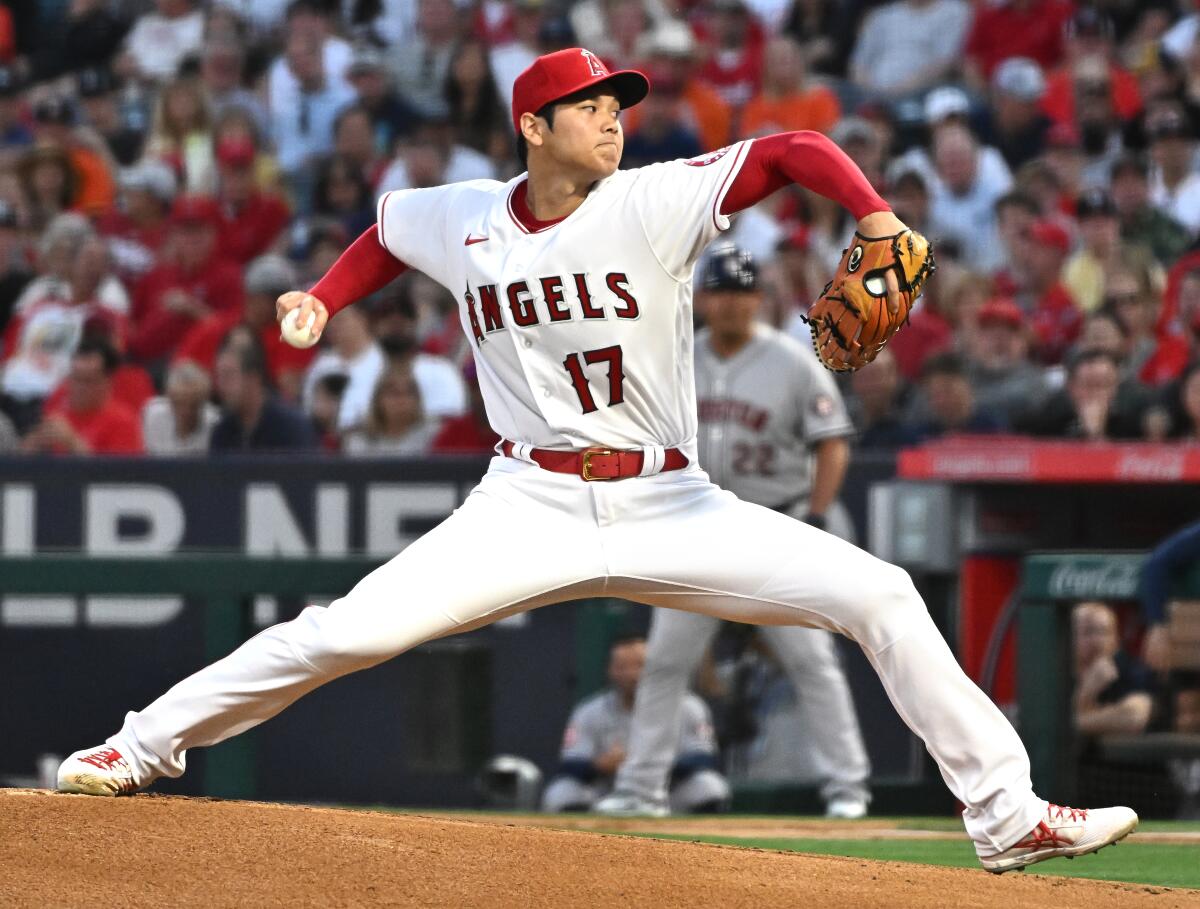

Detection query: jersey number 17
xmin=563 ymin=345 xmax=625 ymax=414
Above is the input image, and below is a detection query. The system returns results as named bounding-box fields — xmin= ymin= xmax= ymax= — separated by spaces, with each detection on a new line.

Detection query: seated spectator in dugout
xmin=542 ymin=635 xmax=730 ymax=814
xmin=1073 ymin=601 xmax=1156 ymax=738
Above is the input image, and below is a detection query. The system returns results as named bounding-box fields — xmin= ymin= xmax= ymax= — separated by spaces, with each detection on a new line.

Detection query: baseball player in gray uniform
xmin=542 ymin=636 xmax=730 ymax=812
xmin=596 ymin=245 xmax=871 ymax=819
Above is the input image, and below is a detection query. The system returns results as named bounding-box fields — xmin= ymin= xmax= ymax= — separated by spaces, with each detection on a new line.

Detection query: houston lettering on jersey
xmin=462 ymin=271 xmax=641 ymax=345
xmin=697 ymin=398 xmax=770 ymax=432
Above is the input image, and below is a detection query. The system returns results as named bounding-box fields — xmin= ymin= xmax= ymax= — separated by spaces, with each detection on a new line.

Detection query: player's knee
xmin=846 ymin=564 xmax=926 ymax=650
xmin=286 ymin=605 xmax=382 ymax=675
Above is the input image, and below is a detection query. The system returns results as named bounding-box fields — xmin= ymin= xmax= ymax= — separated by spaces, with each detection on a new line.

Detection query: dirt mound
xmin=0 ymin=789 xmax=1190 ymax=908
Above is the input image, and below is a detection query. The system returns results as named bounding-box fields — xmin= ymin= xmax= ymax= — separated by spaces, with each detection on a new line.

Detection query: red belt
xmin=501 ymin=440 xmax=688 ymax=481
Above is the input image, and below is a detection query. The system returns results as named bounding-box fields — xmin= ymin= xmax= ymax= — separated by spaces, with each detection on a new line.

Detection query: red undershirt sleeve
xmin=308 ymin=225 xmax=409 ymax=316
xmin=720 ymin=131 xmax=890 ymax=222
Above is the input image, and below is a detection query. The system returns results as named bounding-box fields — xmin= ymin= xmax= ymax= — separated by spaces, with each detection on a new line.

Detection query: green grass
xmin=639 ymin=833 xmax=1200 ymax=889
xmin=354 ymin=807 xmax=1200 ymax=889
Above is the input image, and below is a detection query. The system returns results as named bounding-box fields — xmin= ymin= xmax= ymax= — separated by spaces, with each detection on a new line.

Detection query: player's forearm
xmin=308 ymin=225 xmax=409 ymax=316
xmin=1075 ymin=694 xmax=1153 ymax=737
xmin=721 ymin=131 xmax=889 ymax=222
xmin=808 ymin=437 xmax=850 ymax=518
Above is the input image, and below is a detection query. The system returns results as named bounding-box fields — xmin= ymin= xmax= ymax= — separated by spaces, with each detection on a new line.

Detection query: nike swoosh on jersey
xmin=465 ymin=234 xmax=489 ymax=246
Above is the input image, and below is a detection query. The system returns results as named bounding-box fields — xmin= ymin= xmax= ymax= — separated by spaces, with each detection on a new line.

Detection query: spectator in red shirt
xmin=963 ymin=0 xmax=1074 ymax=86
xmin=693 ymin=0 xmax=766 ymax=110
xmin=175 ymin=254 xmax=317 ymax=403
xmin=214 ymin=136 xmax=291 ymax=265
xmin=1041 ymin=8 xmax=1142 ymax=128
xmin=1021 ymin=218 xmax=1083 ymax=364
xmin=21 ymin=338 xmax=142 ymax=455
xmin=130 ymin=194 xmax=244 ymax=367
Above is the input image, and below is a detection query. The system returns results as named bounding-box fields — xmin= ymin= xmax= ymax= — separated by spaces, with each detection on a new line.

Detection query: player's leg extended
xmin=604 ymin=607 xmax=721 ymax=810
xmin=63 ymin=462 xmax=607 ymax=793
xmin=601 ymin=473 xmax=1044 ymax=856
xmin=758 ymin=625 xmax=871 ymax=811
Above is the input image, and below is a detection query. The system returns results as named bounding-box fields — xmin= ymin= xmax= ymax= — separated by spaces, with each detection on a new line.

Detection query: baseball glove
xmin=802 ymin=229 xmax=935 ymax=372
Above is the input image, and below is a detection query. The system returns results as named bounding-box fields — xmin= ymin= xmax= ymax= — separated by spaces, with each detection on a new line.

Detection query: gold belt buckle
xmin=581 ymin=448 xmax=616 ymax=481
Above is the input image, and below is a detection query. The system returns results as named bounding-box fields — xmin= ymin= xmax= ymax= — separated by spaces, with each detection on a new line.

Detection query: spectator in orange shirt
xmin=29 ymin=95 xmax=115 ymax=218
xmin=741 ymin=37 xmax=839 ymax=138
xmin=620 ymin=20 xmax=732 ymax=153
xmin=22 ymin=338 xmax=143 ymax=455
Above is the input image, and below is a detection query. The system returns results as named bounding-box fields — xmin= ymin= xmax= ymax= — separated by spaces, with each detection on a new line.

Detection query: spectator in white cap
xmin=988 ymin=57 xmax=1050 ymax=169
xmin=617 ymin=19 xmax=732 ymax=152
xmin=891 ymin=86 xmax=1012 ymax=211
xmin=850 ymin=0 xmax=971 ymax=101
xmin=98 ymin=160 xmax=178 ymax=280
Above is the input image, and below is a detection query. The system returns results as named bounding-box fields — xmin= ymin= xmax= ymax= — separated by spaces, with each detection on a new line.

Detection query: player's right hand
xmin=276 ymin=291 xmax=330 ymax=343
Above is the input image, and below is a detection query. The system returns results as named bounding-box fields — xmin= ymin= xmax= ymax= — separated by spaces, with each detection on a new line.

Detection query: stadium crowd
xmin=2 ymin=0 xmax=1200 ymax=454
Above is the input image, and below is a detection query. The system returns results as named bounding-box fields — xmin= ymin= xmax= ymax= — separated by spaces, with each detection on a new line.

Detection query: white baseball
xmin=280 ymin=307 xmax=320 ymax=349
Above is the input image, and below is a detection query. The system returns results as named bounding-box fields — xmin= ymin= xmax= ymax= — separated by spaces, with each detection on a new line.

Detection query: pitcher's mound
xmin=0 ymin=789 xmax=1185 ymax=908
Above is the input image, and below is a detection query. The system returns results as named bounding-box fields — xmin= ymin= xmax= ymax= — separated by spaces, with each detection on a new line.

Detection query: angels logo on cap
xmin=511 ymin=47 xmax=650 ymax=134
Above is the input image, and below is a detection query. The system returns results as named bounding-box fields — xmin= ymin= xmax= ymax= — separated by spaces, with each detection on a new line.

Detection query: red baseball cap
xmin=977 ymin=297 xmax=1024 ymax=329
xmin=170 ymin=193 xmax=221 ymax=229
xmin=216 ymin=135 xmax=256 ymax=169
xmin=1029 ymin=218 xmax=1071 ymax=254
xmin=511 ymin=47 xmax=650 ymax=134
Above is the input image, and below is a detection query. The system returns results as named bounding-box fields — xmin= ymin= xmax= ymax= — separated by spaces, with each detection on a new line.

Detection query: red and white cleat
xmin=56 ymin=746 xmax=139 ymax=796
xmin=979 ymin=804 xmax=1138 ymax=873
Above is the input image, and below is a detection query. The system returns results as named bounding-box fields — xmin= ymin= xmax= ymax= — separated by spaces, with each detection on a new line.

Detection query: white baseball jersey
xmin=375 ymin=142 xmax=753 ymax=462
xmin=560 ymin=689 xmax=717 ymax=763
xmin=694 ymin=323 xmax=852 ymax=509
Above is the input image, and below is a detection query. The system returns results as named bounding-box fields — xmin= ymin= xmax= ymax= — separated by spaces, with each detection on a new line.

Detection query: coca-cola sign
xmin=1047 ymin=559 xmax=1141 ymax=599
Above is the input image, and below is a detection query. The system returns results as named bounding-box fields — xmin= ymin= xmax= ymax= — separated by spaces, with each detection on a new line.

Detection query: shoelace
xmin=79 ymin=748 xmax=126 ymax=771
xmin=1048 ymin=803 xmax=1088 ymax=823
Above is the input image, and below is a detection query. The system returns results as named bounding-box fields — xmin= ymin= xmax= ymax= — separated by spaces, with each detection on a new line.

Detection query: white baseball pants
xmin=109 ymin=457 xmax=1044 ymax=855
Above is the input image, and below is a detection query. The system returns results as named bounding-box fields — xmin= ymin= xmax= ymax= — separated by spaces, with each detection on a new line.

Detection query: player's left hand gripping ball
xmin=804 ymin=229 xmax=935 ymax=372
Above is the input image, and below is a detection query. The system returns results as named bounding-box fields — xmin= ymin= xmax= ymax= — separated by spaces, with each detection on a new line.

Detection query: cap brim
xmin=550 ymin=70 xmax=651 ymax=113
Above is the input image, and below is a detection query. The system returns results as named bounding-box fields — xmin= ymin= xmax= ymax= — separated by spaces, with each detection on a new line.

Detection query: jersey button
xmin=542 ymin=387 xmax=551 ymax=397
xmin=523 ymin=338 xmax=533 ymax=348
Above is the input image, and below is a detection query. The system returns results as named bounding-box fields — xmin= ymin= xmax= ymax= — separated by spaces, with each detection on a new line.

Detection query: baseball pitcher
xmin=59 ymin=47 xmax=1135 ymax=873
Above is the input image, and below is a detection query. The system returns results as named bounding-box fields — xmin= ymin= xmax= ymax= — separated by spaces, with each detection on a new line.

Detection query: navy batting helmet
xmin=701 ymin=244 xmax=758 ymax=291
